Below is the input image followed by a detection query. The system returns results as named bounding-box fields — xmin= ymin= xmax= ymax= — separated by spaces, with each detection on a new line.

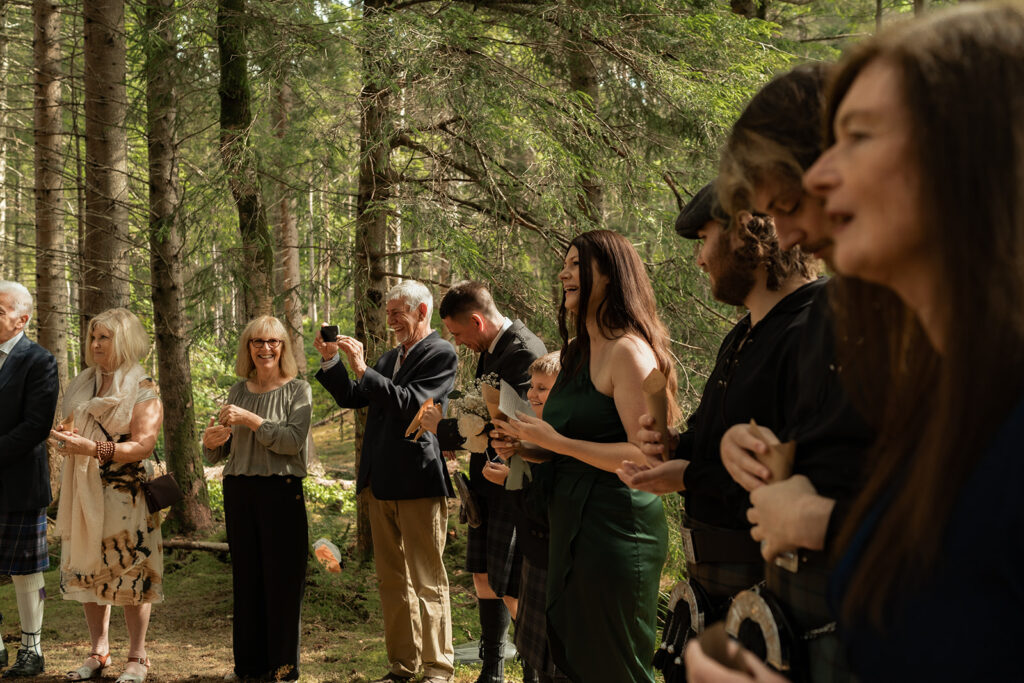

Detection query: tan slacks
xmin=366 ymin=490 xmax=454 ymax=679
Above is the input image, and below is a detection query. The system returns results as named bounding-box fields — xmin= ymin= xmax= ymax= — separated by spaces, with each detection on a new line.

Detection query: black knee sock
xmin=476 ymin=599 xmax=510 ymax=683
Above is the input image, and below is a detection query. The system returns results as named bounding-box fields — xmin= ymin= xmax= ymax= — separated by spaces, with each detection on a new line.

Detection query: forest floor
xmin=0 ymin=423 xmax=512 ymax=683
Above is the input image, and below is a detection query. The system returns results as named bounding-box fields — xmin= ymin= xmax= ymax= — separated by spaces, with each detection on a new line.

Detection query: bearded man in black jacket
xmin=618 ymin=184 xmax=818 ymax=664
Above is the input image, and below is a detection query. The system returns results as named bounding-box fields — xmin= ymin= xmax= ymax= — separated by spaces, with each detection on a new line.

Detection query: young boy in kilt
xmin=490 ymin=353 xmax=568 ymax=683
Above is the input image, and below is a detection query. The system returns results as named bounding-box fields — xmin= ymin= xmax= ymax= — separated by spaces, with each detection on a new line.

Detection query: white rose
xmin=457 ymin=413 xmax=487 ymax=440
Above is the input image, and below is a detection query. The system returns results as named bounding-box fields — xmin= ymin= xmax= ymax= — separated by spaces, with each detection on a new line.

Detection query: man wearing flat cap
xmin=619 ymin=182 xmax=821 ymax=674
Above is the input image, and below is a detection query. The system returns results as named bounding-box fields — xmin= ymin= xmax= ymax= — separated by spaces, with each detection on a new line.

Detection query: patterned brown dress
xmin=60 ymin=376 xmax=164 ymax=606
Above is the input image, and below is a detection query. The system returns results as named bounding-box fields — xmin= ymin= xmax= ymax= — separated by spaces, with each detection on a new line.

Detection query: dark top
xmin=436 ymin=319 xmax=546 ymax=475
xmin=316 ymin=330 xmax=458 ymax=500
xmin=830 ymin=394 xmax=1024 ymax=681
xmin=0 ymin=335 xmax=59 ymax=511
xmin=782 ymin=281 xmax=872 ymax=504
xmin=438 ymin=319 xmax=548 ymax=560
xmin=679 ymin=278 xmax=822 ymax=530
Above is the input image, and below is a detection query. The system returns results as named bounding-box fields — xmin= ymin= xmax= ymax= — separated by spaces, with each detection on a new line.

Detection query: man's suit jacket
xmin=437 ymin=319 xmax=547 ymax=454
xmin=475 ymin=319 xmax=547 ymax=398
xmin=0 ymin=335 xmax=60 ymax=512
xmin=317 ymin=330 xmax=458 ymax=501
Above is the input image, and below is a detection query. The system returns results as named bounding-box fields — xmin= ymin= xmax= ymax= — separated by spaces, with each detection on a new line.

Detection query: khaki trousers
xmin=366 ymin=490 xmax=454 ymax=679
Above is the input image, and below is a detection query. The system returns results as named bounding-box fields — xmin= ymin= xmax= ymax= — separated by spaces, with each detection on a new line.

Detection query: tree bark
xmin=271 ymin=78 xmax=306 ymax=375
xmin=146 ymin=0 xmax=212 ymax=533
xmin=567 ymin=46 xmax=602 ymax=225
xmin=33 ymin=0 xmax=69 ymax=498
xmin=217 ymin=0 xmax=274 ymax=321
xmin=82 ymin=0 xmax=130 ymax=318
xmin=0 ymin=0 xmax=8 ymax=275
xmin=352 ymin=0 xmax=395 ymax=560
xmin=33 ymin=0 xmax=68 ymax=380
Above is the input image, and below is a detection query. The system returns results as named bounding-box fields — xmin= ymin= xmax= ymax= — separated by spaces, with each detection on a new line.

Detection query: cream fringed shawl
xmin=55 ymin=362 xmax=147 ymax=578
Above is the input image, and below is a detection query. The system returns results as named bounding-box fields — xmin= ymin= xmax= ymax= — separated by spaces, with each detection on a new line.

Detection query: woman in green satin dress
xmin=495 ymin=230 xmax=680 ymax=683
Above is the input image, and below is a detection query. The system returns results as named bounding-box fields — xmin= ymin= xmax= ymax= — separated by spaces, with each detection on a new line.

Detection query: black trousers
xmin=224 ymin=475 xmax=309 ymax=680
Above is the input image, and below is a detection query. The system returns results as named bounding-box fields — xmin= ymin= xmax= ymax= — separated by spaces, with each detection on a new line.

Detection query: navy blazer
xmin=317 ymin=330 xmax=458 ymax=500
xmin=0 ymin=335 xmax=59 ymax=511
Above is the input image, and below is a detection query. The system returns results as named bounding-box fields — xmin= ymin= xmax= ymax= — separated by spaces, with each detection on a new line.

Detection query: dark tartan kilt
xmin=688 ymin=560 xmax=764 ymax=602
xmin=0 ymin=508 xmax=49 ymax=575
xmin=465 ymin=454 xmax=521 ymax=597
xmin=761 ymin=554 xmax=858 ymax=683
xmin=514 ymin=556 xmax=568 ymax=680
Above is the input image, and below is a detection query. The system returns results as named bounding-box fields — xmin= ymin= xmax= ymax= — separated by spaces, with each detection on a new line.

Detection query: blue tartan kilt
xmin=0 ymin=509 xmax=49 ymax=575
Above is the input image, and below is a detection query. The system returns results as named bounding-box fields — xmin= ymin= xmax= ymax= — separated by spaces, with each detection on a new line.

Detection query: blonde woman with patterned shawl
xmin=49 ymin=308 xmax=164 ymax=683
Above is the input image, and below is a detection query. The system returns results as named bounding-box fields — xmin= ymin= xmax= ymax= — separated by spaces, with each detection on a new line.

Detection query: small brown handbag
xmin=142 ymin=467 xmax=185 ymax=514
xmin=97 ymin=420 xmax=184 ymax=514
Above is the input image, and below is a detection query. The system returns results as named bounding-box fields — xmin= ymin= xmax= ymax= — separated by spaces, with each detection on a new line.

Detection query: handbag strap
xmin=92 ymin=408 xmax=157 ymax=463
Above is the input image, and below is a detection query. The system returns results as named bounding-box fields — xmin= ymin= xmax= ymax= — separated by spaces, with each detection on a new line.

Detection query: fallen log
xmin=164 ymin=539 xmax=230 ymax=553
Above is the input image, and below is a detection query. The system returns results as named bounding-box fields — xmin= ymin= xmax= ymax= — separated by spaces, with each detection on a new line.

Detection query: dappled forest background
xmin=0 ymin=0 xmax=936 ymax=544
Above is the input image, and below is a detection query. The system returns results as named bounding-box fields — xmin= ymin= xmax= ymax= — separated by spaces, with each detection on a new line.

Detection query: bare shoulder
xmin=608 ymin=333 xmax=657 ymax=369
xmin=600 ymin=335 xmax=657 ymax=395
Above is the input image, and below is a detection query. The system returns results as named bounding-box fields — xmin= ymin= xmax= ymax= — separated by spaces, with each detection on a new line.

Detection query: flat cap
xmin=675 ymin=182 xmax=719 ymax=239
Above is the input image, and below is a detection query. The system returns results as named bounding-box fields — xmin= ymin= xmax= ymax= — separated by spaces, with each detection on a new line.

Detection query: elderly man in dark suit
xmin=314 ymin=280 xmax=458 ymax=683
xmin=422 ymin=281 xmax=546 ymax=683
xmin=0 ymin=281 xmax=59 ymax=679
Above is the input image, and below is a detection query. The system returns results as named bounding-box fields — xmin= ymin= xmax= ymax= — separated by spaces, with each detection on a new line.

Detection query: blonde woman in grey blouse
xmin=203 ymin=315 xmax=312 ymax=682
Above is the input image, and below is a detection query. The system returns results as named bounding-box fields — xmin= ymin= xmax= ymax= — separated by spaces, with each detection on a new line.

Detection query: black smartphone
xmin=321 ymin=325 xmax=340 ymax=342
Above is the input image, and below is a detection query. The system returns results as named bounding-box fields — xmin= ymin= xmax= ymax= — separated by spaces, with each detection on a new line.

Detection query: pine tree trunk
xmin=217 ymin=0 xmax=274 ymax=321
xmin=568 ymin=47 xmax=602 ymax=225
xmin=271 ymin=78 xmax=306 ymax=375
xmin=33 ymin=0 xmax=69 ymax=498
xmin=352 ymin=0 xmax=395 ymax=560
xmin=82 ymin=0 xmax=130 ymax=317
xmin=146 ymin=0 xmax=212 ymax=533
xmin=0 ymin=0 xmax=8 ymax=276
xmin=34 ymin=0 xmax=68 ymax=381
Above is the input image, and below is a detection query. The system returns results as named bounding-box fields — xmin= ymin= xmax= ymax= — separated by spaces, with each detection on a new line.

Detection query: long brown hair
xmin=718 ymin=63 xmax=830 ymax=219
xmin=830 ymin=2 xmax=1024 ymax=626
xmin=557 ymin=229 xmax=681 ymax=424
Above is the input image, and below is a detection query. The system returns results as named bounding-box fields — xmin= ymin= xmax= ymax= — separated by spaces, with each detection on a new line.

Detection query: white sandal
xmin=66 ymin=652 xmax=110 ymax=681
xmin=114 ymin=656 xmax=150 ymax=683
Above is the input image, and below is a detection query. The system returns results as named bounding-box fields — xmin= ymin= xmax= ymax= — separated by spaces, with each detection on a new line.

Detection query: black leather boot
xmin=1 ymin=648 xmax=44 ymax=678
xmin=475 ymin=598 xmax=510 ymax=683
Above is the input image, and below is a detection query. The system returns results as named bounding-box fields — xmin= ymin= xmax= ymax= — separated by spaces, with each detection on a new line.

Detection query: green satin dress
xmin=541 ymin=363 xmax=668 ymax=683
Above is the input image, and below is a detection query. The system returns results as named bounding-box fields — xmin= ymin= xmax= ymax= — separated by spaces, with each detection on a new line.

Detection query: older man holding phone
xmin=314 ymin=280 xmax=458 ymax=683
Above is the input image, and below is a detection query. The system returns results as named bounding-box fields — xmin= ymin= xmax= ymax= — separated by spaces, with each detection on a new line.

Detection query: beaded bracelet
xmin=96 ymin=441 xmax=116 ymax=465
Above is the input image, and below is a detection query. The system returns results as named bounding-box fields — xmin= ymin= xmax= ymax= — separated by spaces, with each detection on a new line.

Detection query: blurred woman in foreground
xmin=688 ymin=3 xmax=1024 ymax=680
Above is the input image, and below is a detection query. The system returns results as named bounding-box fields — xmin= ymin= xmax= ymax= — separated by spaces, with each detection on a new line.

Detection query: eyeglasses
xmin=249 ymin=338 xmax=283 ymax=349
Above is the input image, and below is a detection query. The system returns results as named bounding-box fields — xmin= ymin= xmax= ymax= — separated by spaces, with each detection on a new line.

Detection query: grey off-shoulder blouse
xmin=205 ymin=378 xmax=313 ymax=478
